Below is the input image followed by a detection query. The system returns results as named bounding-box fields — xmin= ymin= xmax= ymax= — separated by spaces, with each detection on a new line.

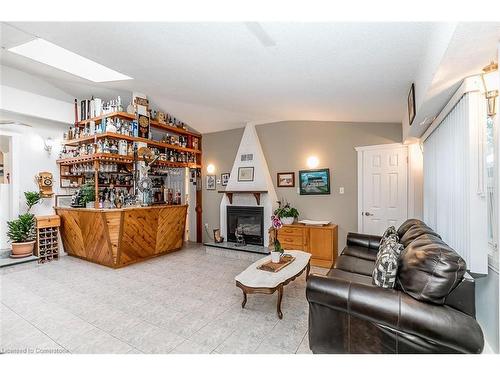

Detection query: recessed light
xmin=8 ymin=38 xmax=133 ymax=83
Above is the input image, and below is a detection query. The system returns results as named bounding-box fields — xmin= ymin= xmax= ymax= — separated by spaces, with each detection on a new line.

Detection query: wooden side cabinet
xmin=277 ymin=223 xmax=338 ymax=268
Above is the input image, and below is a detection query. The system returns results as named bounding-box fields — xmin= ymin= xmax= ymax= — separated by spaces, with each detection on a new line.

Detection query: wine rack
xmin=35 ymin=215 xmax=61 ymax=264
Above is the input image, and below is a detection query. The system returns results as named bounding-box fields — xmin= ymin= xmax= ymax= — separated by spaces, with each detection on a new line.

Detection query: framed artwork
xmin=206 ymin=175 xmax=216 ymax=190
xmin=238 ymin=167 xmax=254 ymax=182
xmin=299 ymin=168 xmax=330 ymax=195
xmin=221 ymin=173 xmax=230 ymax=186
xmin=408 ymin=83 xmax=416 ymax=125
xmin=277 ymin=172 xmax=295 ymax=187
xmin=55 ymin=194 xmax=73 ymax=208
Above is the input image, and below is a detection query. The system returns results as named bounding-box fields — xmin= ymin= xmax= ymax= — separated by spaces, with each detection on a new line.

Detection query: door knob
xmin=364 ymin=212 xmax=374 ymax=216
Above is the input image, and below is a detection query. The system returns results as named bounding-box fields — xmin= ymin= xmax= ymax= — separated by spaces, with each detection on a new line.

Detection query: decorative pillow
xmin=372 ymin=239 xmax=404 ymax=288
xmin=379 ymin=225 xmax=399 ymax=248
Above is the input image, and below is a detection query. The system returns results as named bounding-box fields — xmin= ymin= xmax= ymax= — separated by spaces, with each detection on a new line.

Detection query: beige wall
xmin=202 ymin=121 xmax=402 ymax=252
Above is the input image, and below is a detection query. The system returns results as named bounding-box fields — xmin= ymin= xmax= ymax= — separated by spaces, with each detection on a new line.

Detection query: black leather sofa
xmin=306 ymin=219 xmax=484 ymax=354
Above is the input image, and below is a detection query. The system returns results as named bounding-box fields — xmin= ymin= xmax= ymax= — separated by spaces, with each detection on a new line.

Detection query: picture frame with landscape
xmin=277 ymin=172 xmax=295 ymax=187
xmin=298 ymin=168 xmax=330 ymax=195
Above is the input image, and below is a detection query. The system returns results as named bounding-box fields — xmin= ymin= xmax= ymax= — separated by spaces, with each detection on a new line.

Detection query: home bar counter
xmin=55 ymin=205 xmax=188 ymax=268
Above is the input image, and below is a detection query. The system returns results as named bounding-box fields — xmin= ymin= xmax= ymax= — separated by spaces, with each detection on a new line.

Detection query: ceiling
xmin=0 ymin=22 xmax=437 ymax=133
xmin=0 ymin=22 xmax=498 ymax=134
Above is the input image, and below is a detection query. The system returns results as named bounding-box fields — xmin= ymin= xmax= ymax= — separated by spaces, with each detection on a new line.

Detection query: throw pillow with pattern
xmin=372 ymin=239 xmax=403 ymax=288
xmin=379 ymin=225 xmax=399 ymax=249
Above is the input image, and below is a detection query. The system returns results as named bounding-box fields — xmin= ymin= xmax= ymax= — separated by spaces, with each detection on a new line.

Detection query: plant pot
xmin=271 ymin=251 xmax=281 ymax=263
xmin=281 ymin=217 xmax=295 ymax=225
xmin=10 ymin=240 xmax=35 ymax=258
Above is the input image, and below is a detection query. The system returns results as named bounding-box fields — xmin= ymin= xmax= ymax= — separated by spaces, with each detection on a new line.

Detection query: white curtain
xmin=424 ymin=92 xmax=488 ymax=274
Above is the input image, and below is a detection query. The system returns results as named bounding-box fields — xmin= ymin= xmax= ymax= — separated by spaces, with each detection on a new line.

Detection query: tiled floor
xmin=0 ymin=243 xmax=328 ymax=354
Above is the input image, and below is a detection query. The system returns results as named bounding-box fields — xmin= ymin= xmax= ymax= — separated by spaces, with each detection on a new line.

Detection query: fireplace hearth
xmin=227 ymin=206 xmax=264 ymax=246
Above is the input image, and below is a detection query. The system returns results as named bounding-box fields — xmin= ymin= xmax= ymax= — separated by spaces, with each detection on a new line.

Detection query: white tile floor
xmin=0 ymin=242 xmax=328 ymax=354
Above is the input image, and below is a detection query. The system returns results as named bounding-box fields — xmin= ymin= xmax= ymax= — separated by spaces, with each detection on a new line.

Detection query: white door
xmin=358 ymin=145 xmax=408 ymax=235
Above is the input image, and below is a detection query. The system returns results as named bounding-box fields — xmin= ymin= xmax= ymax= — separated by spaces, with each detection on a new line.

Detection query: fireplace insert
xmin=227 ymin=206 xmax=264 ymax=245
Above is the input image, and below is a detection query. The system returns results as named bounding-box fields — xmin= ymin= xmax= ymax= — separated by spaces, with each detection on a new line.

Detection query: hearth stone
xmin=204 ymin=241 xmax=269 ymax=262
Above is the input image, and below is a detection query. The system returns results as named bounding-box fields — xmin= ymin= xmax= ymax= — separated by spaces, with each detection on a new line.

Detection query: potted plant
xmin=270 ymin=215 xmax=283 ymax=263
xmin=80 ymin=183 xmax=95 ymax=208
xmin=7 ymin=191 xmax=41 ymax=258
xmin=273 ymin=200 xmax=299 ymax=225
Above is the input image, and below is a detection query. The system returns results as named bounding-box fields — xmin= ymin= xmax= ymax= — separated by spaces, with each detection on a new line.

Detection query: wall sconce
xmin=44 ymin=137 xmax=54 ymax=154
xmin=307 ymin=156 xmax=319 ymax=169
xmin=481 ymin=61 xmax=499 ymax=116
xmin=206 ymin=164 xmax=215 ymax=174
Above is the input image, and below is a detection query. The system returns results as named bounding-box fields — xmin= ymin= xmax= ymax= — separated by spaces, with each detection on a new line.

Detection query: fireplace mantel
xmin=218 ymin=190 xmax=268 ymax=205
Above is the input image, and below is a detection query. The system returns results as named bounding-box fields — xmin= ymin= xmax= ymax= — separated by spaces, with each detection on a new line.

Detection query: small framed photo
xmin=408 ymin=83 xmax=416 ymax=125
xmin=206 ymin=175 xmax=216 ymax=190
xmin=299 ymin=168 xmax=330 ymax=195
xmin=238 ymin=167 xmax=254 ymax=182
xmin=221 ymin=173 xmax=230 ymax=186
xmin=55 ymin=194 xmax=73 ymax=208
xmin=277 ymin=172 xmax=295 ymax=187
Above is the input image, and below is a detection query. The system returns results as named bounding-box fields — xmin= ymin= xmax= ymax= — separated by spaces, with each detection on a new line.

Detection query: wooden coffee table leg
xmin=241 ymin=290 xmax=247 ymax=308
xmin=277 ymin=285 xmax=283 ymax=319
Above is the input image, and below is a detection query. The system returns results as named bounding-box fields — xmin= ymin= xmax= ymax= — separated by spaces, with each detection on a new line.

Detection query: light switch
xmin=339 ymin=187 xmax=344 ymax=194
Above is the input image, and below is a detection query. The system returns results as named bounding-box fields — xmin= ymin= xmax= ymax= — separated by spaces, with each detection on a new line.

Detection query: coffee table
xmin=234 ymin=250 xmax=311 ymax=319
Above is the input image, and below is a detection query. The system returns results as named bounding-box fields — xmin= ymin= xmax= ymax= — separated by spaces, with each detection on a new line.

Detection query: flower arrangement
xmin=271 ymin=214 xmax=283 ymax=253
xmin=273 ymin=199 xmax=299 ymax=225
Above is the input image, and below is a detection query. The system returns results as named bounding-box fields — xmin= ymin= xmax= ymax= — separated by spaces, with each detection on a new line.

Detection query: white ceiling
xmin=1 ymin=22 xmax=497 ymax=134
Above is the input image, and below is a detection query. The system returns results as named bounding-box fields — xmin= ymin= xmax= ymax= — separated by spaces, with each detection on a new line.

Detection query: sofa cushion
xmin=342 ymin=245 xmax=378 ymax=262
xmin=327 ymin=268 xmax=373 ymax=286
xmin=397 ymin=218 xmax=426 ymax=238
xmin=400 ymin=224 xmax=441 ymax=248
xmin=372 ymin=238 xmax=403 ymax=288
xmin=335 ymin=255 xmax=375 ymax=276
xmin=397 ymin=234 xmax=466 ymax=304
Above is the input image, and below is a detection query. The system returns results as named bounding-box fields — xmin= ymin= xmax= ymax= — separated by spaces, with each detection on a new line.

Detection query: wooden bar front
xmin=55 ymin=205 xmax=188 ymax=268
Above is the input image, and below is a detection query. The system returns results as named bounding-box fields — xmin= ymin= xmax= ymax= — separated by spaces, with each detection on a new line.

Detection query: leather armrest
xmin=306 ymin=274 xmax=484 ymax=353
xmin=346 ymin=232 xmax=382 ymax=251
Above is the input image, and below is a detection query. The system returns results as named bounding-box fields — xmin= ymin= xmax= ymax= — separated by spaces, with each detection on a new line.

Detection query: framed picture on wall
xmin=408 ymin=83 xmax=416 ymax=125
xmin=298 ymin=168 xmax=330 ymax=195
xmin=206 ymin=175 xmax=216 ymax=190
xmin=221 ymin=173 xmax=230 ymax=186
xmin=238 ymin=167 xmax=254 ymax=182
xmin=55 ymin=194 xmax=73 ymax=208
xmin=277 ymin=172 xmax=295 ymax=187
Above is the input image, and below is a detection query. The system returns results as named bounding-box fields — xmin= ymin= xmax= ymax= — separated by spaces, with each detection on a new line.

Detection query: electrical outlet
xmin=339 ymin=187 xmax=344 ymax=194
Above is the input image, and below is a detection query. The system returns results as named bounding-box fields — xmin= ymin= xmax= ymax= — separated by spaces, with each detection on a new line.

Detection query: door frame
xmin=355 ymin=143 xmax=408 ymax=233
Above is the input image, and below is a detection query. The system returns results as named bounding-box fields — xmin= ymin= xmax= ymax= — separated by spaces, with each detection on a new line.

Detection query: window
xmin=486 ymin=115 xmax=499 ymax=270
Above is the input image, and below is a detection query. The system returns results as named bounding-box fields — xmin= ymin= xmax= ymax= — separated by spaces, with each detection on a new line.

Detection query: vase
xmin=10 ymin=240 xmax=35 ymax=258
xmin=281 ymin=217 xmax=295 ymax=225
xmin=271 ymin=251 xmax=281 ymax=263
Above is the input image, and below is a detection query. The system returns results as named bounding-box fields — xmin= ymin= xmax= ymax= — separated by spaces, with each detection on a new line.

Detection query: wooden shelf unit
xmin=57 ymin=153 xmax=201 ymax=169
xmin=62 ymin=132 xmax=201 ymax=154
xmin=75 ymin=111 xmax=202 ymax=139
xmin=58 ymin=111 xmax=204 ymax=242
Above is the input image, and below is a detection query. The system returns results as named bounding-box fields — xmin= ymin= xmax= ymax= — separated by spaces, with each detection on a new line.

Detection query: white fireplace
xmin=220 ymin=124 xmax=278 ymax=247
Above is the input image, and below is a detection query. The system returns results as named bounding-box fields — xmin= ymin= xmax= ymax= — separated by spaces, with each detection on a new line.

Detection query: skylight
xmin=8 ymin=38 xmax=133 ymax=83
